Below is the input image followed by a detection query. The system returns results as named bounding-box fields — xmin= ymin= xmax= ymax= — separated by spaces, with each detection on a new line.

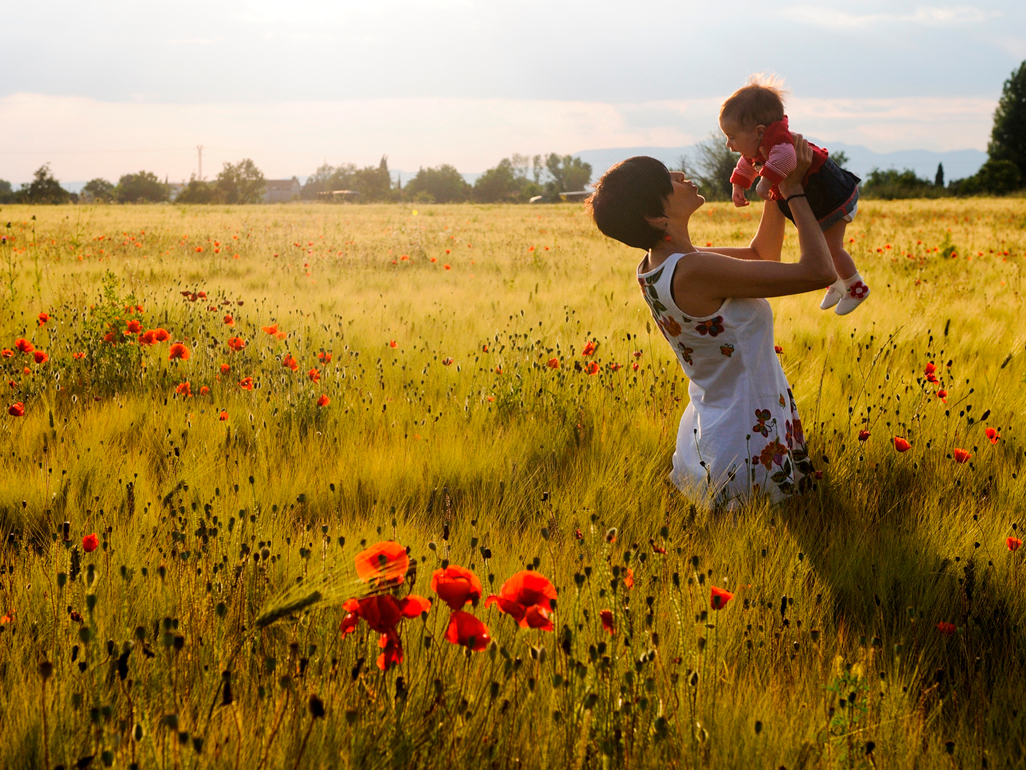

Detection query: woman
xmin=588 ymin=137 xmax=835 ymax=509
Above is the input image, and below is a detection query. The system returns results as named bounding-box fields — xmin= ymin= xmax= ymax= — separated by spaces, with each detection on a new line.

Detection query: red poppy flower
xmin=33 ymin=351 xmax=48 ymax=364
xmin=219 ymin=410 xmax=228 ymax=421
xmin=138 ymin=330 xmax=156 ymax=346
xmin=952 ymin=448 xmax=971 ymax=463
xmin=624 ymin=568 xmax=634 ymax=589
xmin=582 ymin=341 xmax=597 ymax=356
xmin=936 ymin=622 xmax=955 ymax=635
xmin=282 ymin=355 xmax=298 ymax=371
xmin=7 ymin=402 xmax=25 ymax=417
xmin=261 ymin=324 xmax=279 ymax=335
xmin=317 ymin=351 xmax=332 ymax=363
xmin=389 ymin=340 xmax=398 ymax=348
xmin=168 ymin=343 xmax=190 ymax=361
xmin=936 ymin=390 xmax=948 ymax=403
xmin=223 ymin=315 xmax=235 ymax=326
xmin=858 ymin=430 xmax=870 ymax=442
xmin=650 ymin=539 xmax=667 ymax=554
xmin=0 ymin=349 xmax=12 ymax=358
xmin=985 ymin=427 xmax=1000 ymax=444
xmin=316 ymin=394 xmax=330 ymax=407
xmin=339 ymin=611 xmax=359 ymax=636
xmin=354 ymin=541 xmax=410 ymax=585
xmin=238 ymin=377 xmax=254 ymax=390
xmin=585 ymin=361 xmax=600 ymax=375
xmin=73 ymin=352 xmax=85 ymax=360
xmin=599 ymin=609 xmax=615 ymax=635
xmin=199 ymin=386 xmax=209 ymax=395
xmin=308 ymin=368 xmax=320 ymax=382
xmin=774 ymin=345 xmax=783 ymax=354
xmin=485 ymin=570 xmax=557 ymax=631
xmin=341 ymin=593 xmax=429 ymax=634
xmin=126 ymin=320 xmax=142 ymax=334
xmin=82 ymin=533 xmax=99 ymax=552
xmin=220 ymin=363 xmax=231 ymax=374
xmin=15 ymin=338 xmax=34 ymax=354
xmin=445 ymin=610 xmax=491 ymax=651
xmin=37 ymin=313 xmax=49 ymax=325
xmin=710 ymin=586 xmax=734 ymax=610
xmin=1008 ymin=537 xmax=1022 ymax=552
xmin=377 ymin=630 xmax=403 ymax=671
xmin=175 ymin=381 xmax=192 ymax=397
xmin=547 ymin=357 xmax=559 ymax=369
xmin=432 ymin=565 xmax=483 ymax=610
xmin=924 ymin=362 xmax=937 ymax=376
xmin=442 ymin=357 xmax=453 ymax=366
xmin=152 ymin=329 xmax=170 ymax=342
xmin=227 ymin=337 xmax=246 ymax=352
xmin=892 ymin=437 xmax=911 ymax=452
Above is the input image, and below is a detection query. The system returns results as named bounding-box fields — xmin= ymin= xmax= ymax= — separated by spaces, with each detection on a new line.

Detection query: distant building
xmin=168 ymin=183 xmax=185 ymax=202
xmin=320 ymin=190 xmax=361 ymax=202
xmin=558 ymin=191 xmax=592 ymax=203
xmin=264 ymin=177 xmax=301 ymax=203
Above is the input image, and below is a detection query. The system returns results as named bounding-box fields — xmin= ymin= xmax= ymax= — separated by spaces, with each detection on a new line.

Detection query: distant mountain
xmin=573 ymin=142 xmax=988 ymax=185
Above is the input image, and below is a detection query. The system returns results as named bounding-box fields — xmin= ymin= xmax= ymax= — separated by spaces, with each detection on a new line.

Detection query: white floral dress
xmin=638 ymin=252 xmax=814 ymax=509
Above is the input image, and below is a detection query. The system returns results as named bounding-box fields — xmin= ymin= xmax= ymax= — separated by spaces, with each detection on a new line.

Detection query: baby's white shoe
xmin=820 ymin=282 xmax=843 ymax=310
xmin=835 ymin=279 xmax=870 ymax=315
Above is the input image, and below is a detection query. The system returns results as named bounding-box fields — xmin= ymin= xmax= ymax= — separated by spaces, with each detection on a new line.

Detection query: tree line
xmin=0 ymin=153 xmax=593 ymax=206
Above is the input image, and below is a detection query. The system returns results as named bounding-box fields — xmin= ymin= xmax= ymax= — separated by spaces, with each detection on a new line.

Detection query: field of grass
xmin=1 ymin=198 xmax=1025 ymax=769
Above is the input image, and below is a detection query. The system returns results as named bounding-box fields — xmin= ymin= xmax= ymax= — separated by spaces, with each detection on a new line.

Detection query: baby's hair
xmin=720 ymin=74 xmax=788 ymax=127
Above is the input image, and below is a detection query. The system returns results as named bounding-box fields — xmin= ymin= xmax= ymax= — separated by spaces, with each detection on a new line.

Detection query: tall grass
xmin=0 ymin=199 xmax=1024 ymax=768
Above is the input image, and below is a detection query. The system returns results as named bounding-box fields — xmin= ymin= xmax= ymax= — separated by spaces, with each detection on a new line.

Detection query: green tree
xmin=0 ymin=179 xmax=13 ymax=203
xmin=544 ymin=154 xmax=592 ymax=196
xmin=175 ymin=177 xmax=216 ymax=204
xmin=691 ymin=132 xmax=740 ymax=201
xmin=404 ymin=164 xmax=470 ymax=203
xmin=860 ymin=168 xmax=942 ymax=199
xmin=82 ymin=178 xmax=117 ymax=203
xmin=116 ymin=171 xmax=167 ymax=203
xmin=988 ymin=60 xmax=1026 ymax=180
xmin=472 ymin=158 xmax=541 ymax=203
xmin=24 ymin=164 xmax=70 ymax=204
xmin=950 ymin=159 xmax=1022 ymax=196
xmin=828 ymin=150 xmax=850 ymax=168
xmin=215 ymin=159 xmax=266 ymax=204
xmin=935 ymin=163 xmax=944 ymax=188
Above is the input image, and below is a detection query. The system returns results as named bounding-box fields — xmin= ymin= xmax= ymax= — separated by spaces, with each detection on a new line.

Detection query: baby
xmin=720 ymin=77 xmax=869 ymax=315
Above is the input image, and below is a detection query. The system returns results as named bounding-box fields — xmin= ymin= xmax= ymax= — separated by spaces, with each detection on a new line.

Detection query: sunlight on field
xmin=1 ymin=199 xmax=1025 ymax=768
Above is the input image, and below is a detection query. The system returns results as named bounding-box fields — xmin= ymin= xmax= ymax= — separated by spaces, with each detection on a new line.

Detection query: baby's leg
xmin=823 ymin=221 xmax=869 ymax=315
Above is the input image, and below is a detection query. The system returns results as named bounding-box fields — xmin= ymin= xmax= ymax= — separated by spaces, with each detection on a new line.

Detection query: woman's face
xmin=662 ymin=171 xmax=705 ymax=221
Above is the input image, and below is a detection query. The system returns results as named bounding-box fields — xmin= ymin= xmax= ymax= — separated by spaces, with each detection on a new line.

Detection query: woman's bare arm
xmin=704 ymin=200 xmax=785 ymax=262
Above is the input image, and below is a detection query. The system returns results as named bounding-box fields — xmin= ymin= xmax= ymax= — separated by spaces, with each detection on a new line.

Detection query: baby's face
xmin=719 ymin=118 xmax=763 ymax=159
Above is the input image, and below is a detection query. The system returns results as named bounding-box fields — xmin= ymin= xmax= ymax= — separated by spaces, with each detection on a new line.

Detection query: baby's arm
xmin=759 ymin=143 xmax=797 ymax=185
xmin=730 ymin=157 xmax=758 ymax=207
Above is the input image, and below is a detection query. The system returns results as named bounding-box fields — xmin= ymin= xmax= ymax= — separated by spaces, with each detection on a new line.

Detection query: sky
xmin=1 ymin=0 xmax=1024 ymax=185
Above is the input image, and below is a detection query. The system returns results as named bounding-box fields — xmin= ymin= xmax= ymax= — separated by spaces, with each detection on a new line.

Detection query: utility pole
xmin=197 ymin=145 xmax=204 ymax=181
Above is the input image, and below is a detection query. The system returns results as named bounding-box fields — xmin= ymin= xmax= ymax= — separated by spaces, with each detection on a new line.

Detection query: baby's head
xmin=719 ymin=76 xmax=787 ymax=158
xmin=587 ymin=156 xmax=674 ymax=250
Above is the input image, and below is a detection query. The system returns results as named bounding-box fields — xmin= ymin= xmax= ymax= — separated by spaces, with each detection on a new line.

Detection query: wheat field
xmin=1 ymin=198 xmax=1025 ymax=769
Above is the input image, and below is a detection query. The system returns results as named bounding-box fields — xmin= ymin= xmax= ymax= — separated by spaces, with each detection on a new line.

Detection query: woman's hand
xmin=777 ymin=133 xmax=813 ymax=199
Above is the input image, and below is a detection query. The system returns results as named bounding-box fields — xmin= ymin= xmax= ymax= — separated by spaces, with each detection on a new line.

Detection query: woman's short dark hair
xmin=586 ymin=156 xmax=673 ymax=250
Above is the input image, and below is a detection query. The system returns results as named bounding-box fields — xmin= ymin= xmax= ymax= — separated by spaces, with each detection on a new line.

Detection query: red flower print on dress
xmin=757 ymin=439 xmax=788 ymax=469
xmin=719 ymin=344 xmax=734 ymax=358
xmin=677 ymin=343 xmax=693 ymax=366
xmin=658 ymin=316 xmax=682 ymax=337
xmin=694 ymin=316 xmax=724 ymax=337
xmin=752 ymin=409 xmax=772 ymax=437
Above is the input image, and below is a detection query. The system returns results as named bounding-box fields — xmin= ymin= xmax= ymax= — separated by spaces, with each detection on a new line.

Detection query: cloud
xmin=167 ymin=36 xmax=224 ymax=45
xmin=782 ymin=4 xmax=1000 ymax=29
xmin=0 ymin=93 xmax=994 ymax=185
